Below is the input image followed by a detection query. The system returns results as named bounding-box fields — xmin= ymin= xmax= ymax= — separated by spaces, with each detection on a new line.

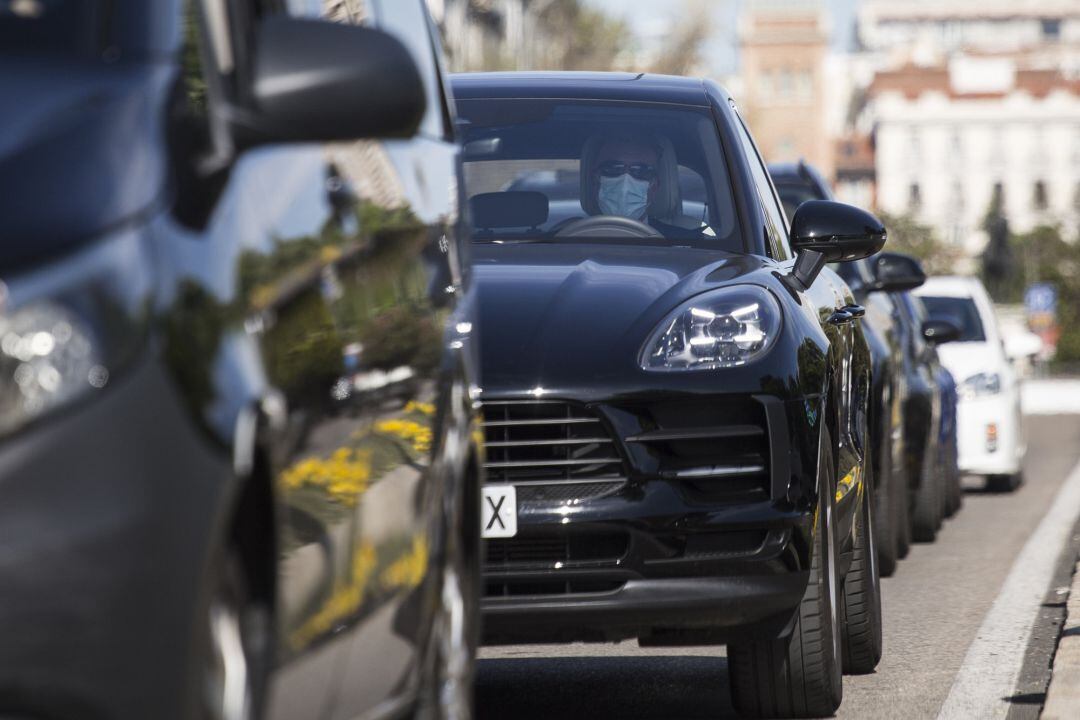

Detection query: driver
xmin=581 ymin=130 xmax=706 ymax=239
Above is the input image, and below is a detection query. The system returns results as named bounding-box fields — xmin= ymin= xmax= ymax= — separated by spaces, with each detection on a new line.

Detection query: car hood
xmin=0 ymin=58 xmax=170 ymax=269
xmin=472 ymin=242 xmax=767 ymax=389
xmin=935 ymin=341 xmax=1005 ymax=383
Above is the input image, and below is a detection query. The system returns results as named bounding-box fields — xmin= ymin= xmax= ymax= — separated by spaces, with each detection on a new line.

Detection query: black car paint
xmin=0 ymin=3 xmax=479 ymax=719
xmin=770 ymin=162 xmax=911 ymax=566
xmin=454 ymin=73 xmax=872 ymax=644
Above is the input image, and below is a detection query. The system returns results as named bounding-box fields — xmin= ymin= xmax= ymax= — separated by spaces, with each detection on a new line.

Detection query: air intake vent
xmin=481 ymin=401 xmax=627 ymax=490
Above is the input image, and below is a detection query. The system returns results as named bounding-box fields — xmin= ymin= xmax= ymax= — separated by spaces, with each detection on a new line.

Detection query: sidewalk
xmin=1042 ymin=559 xmax=1080 ymax=719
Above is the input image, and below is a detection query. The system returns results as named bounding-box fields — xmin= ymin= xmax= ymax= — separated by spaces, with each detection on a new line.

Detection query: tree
xmin=979 ymin=185 xmax=1020 ymax=302
xmin=649 ymin=0 xmax=712 ymax=76
xmin=539 ymin=0 xmax=628 ymax=71
xmin=875 ymin=212 xmax=960 ymax=276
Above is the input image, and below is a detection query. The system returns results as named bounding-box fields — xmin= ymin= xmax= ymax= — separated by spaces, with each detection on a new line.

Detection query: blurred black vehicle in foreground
xmin=454 ymin=71 xmax=885 ymax=718
xmin=770 ymin=161 xmax=962 ymax=571
xmin=0 ymin=2 xmax=480 ymax=719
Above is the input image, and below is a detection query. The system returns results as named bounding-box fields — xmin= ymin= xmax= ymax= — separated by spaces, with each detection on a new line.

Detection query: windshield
xmin=920 ymin=296 xmax=987 ymax=342
xmin=456 ymin=98 xmax=743 ymax=252
xmin=0 ymin=1 xmax=176 ymax=58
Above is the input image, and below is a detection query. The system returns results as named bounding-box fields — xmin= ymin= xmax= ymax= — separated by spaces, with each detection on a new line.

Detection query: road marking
xmin=937 ymin=458 xmax=1080 ymax=720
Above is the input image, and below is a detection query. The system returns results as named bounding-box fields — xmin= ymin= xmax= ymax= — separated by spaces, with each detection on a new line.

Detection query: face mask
xmin=598 ymin=173 xmax=650 ymax=220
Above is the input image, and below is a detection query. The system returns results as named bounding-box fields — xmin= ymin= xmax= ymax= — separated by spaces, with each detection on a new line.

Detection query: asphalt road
xmin=475 ymin=414 xmax=1080 ymax=720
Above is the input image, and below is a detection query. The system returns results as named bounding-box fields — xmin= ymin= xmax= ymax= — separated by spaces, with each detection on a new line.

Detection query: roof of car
xmin=449 ymin=71 xmax=715 ymax=107
xmin=914 ymin=276 xmax=987 ymax=298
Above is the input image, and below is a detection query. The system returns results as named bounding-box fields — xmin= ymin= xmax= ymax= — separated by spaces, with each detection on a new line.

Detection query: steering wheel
xmin=554 ymin=215 xmax=663 ymax=240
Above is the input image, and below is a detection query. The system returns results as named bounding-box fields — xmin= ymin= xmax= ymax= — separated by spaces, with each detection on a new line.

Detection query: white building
xmin=869 ymin=57 xmax=1080 ymax=254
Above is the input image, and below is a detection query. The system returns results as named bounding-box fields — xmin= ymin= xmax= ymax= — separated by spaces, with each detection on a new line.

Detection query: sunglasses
xmin=597 ymin=160 xmax=657 ymax=181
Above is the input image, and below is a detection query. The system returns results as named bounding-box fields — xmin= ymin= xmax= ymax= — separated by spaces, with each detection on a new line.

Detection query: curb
xmin=1043 ymin=559 xmax=1080 ymax=719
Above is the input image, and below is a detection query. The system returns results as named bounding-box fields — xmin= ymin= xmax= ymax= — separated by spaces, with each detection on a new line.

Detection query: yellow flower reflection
xmin=374 ymin=418 xmax=432 ymax=454
xmin=280 ymin=448 xmax=373 ymax=506
xmin=380 ymin=535 xmax=429 ymax=591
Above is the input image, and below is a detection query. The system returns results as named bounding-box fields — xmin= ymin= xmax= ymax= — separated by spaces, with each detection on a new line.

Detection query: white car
xmin=915 ymin=277 xmax=1026 ymax=491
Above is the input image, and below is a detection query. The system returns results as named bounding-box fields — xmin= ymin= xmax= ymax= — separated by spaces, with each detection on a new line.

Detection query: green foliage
xmin=875 ymin=212 xmax=961 ymax=276
xmin=540 ymin=0 xmax=629 ymax=71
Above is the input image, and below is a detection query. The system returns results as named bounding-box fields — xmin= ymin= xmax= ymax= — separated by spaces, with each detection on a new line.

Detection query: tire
xmin=873 ymin=422 xmax=899 ymax=578
xmin=728 ymin=427 xmax=843 ymax=718
xmin=895 ymin=455 xmax=911 ymax=560
xmin=200 ymin=549 xmax=267 ymax=720
xmin=944 ymin=435 xmax=962 ymax=517
xmin=840 ymin=469 xmax=883 ymax=675
xmin=911 ymin=445 xmax=942 ymax=543
xmin=987 ymin=470 xmax=1023 ymax=493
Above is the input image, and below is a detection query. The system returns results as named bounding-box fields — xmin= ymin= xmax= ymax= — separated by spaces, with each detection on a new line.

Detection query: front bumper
xmin=0 ymin=358 xmax=230 ymax=720
xmin=480 ymin=392 xmax=825 ymax=645
xmin=957 ymin=392 xmax=1023 ymax=476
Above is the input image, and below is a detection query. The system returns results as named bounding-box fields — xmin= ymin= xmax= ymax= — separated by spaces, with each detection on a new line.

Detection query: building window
xmin=1042 ymin=18 xmax=1061 ymax=40
xmin=950 ymin=130 xmax=963 ymax=158
xmin=1033 ymin=181 xmax=1048 ymax=211
xmin=908 ymin=183 xmax=922 ymax=211
xmin=952 ymin=181 xmax=964 ymax=212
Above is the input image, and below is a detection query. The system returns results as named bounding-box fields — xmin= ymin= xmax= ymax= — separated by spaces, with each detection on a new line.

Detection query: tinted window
xmin=0 ymin=0 xmax=99 ymax=55
xmin=731 ymin=114 xmax=790 ymax=260
xmin=920 ymin=296 xmax=987 ymax=342
xmin=456 ymin=98 xmax=741 ymax=251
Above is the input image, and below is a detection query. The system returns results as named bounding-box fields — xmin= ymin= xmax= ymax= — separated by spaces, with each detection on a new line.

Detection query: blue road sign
xmin=1025 ymin=283 xmax=1057 ymax=315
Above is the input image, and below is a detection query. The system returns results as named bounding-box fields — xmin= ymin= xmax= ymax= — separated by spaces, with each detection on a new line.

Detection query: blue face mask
xmin=598 ymin=174 xmax=650 ymax=220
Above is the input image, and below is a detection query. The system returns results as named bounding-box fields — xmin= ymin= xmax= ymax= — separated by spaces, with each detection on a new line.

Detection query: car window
xmin=919 ymin=295 xmax=987 ymax=342
xmin=774 ymin=180 xmax=821 ymax=222
xmin=456 ymin=97 xmax=742 ymax=252
xmin=280 ymin=0 xmax=447 ymax=139
xmin=730 ymin=112 xmax=791 ymax=260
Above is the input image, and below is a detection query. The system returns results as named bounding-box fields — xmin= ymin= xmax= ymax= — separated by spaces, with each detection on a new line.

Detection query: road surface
xmin=475 ymin=414 xmax=1080 ymax=719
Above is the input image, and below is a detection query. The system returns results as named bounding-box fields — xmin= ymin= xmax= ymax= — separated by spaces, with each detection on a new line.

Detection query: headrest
xmin=469 ymin=191 xmax=549 ymax=229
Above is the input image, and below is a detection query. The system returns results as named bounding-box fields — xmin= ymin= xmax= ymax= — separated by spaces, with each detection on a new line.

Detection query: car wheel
xmin=945 ymin=436 xmax=962 ymax=516
xmin=201 ymin=549 xmax=265 ymax=720
xmin=840 ymin=465 xmax=883 ymax=674
xmin=895 ymin=453 xmax=910 ymax=559
xmin=987 ymin=471 xmax=1023 ymax=493
xmin=911 ymin=445 xmax=941 ymax=542
xmin=874 ymin=423 xmax=899 ymax=577
xmin=728 ymin=427 xmax=843 ymax=718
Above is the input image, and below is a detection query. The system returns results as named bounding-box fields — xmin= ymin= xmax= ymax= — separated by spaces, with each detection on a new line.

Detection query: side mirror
xmin=789 ymin=200 xmax=887 ymax=288
xmin=234 ymin=16 xmax=426 ymax=146
xmin=869 ymin=252 xmax=927 ymax=293
xmin=922 ymin=319 xmax=961 ymax=345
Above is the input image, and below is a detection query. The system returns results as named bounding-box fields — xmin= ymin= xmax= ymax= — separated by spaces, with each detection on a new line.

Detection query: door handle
xmin=828 ymin=310 xmax=853 ymax=326
xmin=842 ymin=304 xmax=866 ymax=319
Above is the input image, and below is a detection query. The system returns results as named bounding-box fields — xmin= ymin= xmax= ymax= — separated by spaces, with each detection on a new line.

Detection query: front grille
xmin=485 ymin=532 xmax=629 ymax=569
xmin=484 ymin=579 xmax=625 ymax=597
xmin=481 ymin=401 xmax=626 ymax=488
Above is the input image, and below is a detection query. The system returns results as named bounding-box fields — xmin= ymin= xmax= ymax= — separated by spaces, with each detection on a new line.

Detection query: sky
xmin=584 ymin=0 xmax=859 ymax=76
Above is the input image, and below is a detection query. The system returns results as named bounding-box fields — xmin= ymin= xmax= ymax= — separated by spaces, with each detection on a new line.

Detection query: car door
xmin=727 ymin=111 xmax=864 ymax=483
xmin=188 ymin=0 xmax=461 ymax=716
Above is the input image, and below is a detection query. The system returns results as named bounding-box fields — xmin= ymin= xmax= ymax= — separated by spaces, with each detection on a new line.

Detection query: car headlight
xmin=960 ymin=371 xmax=1001 ymax=399
xmin=0 ymin=302 xmax=110 ymax=435
xmin=0 ymin=230 xmax=150 ymax=436
xmin=640 ymin=286 xmax=781 ymax=371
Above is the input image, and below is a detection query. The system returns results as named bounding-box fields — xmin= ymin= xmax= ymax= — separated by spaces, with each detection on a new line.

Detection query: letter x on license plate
xmin=481 ymin=485 xmax=517 ymax=538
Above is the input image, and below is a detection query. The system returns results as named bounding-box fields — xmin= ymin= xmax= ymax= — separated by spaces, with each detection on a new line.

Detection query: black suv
xmin=0 ymin=2 xmax=480 ymax=718
xmin=454 ymin=72 xmax=884 ymax=718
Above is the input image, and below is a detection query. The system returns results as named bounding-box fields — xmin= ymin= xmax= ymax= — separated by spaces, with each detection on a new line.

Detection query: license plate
xmin=481 ymin=485 xmax=517 ymax=539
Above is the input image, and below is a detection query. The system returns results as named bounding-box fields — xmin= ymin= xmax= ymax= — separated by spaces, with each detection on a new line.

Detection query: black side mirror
xmin=922 ymin=319 xmax=961 ymax=345
xmin=789 ymin=200 xmax=887 ymax=288
xmin=869 ymin=251 xmax=927 ymax=293
xmin=234 ymin=16 xmax=426 ymax=147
